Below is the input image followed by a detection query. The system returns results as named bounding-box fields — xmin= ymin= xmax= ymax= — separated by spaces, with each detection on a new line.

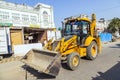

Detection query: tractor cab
xmin=63 ymin=15 xmax=91 ymax=45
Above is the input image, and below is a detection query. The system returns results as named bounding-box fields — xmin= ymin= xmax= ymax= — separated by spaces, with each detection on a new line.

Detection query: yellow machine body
xmin=22 ymin=14 xmax=101 ymax=76
xmin=46 ymin=14 xmax=101 ymax=58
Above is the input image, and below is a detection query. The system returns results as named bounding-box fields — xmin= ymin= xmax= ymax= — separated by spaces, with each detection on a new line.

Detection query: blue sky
xmin=6 ymin=0 xmax=120 ymax=27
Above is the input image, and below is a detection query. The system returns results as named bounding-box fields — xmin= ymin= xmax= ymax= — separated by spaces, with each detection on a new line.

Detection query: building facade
xmin=96 ymin=18 xmax=111 ymax=33
xmin=0 ymin=1 xmax=55 ymax=28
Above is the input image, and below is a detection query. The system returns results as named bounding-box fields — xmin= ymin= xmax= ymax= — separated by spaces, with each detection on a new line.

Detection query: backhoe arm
xmin=90 ymin=14 xmax=96 ymax=37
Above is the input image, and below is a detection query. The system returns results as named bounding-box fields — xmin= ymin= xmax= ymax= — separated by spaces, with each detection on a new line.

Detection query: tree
xmin=58 ymin=27 xmax=62 ymax=31
xmin=107 ymin=18 xmax=120 ymax=33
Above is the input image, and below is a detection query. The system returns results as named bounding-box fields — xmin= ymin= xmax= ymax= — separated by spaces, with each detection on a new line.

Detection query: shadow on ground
xmin=21 ymin=56 xmax=97 ymax=80
xmin=22 ymin=65 xmax=55 ymax=80
xmin=22 ymin=63 xmax=70 ymax=80
xmin=0 ymin=54 xmax=12 ymax=58
xmin=92 ymin=61 xmax=120 ymax=80
xmin=109 ymin=44 xmax=120 ymax=48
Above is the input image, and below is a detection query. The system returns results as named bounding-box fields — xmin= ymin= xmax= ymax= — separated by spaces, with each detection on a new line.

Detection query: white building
xmin=96 ymin=18 xmax=111 ymax=33
xmin=0 ymin=1 xmax=55 ymax=28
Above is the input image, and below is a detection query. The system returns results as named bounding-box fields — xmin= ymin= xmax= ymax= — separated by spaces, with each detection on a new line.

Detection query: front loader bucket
xmin=21 ymin=49 xmax=61 ymax=76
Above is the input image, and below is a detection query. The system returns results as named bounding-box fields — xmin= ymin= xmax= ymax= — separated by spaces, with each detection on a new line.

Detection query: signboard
xmin=30 ymin=24 xmax=40 ymax=28
xmin=0 ymin=27 xmax=8 ymax=54
xmin=0 ymin=23 xmax=13 ymax=27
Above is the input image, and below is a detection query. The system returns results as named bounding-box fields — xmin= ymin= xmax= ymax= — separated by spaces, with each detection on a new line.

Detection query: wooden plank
xmin=10 ymin=29 xmax=23 ymax=51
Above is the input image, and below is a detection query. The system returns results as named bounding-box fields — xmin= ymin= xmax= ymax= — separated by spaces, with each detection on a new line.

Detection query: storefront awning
xmin=0 ymin=23 xmax=13 ymax=27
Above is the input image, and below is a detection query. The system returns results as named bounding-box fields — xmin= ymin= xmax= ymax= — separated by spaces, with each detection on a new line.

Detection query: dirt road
xmin=0 ymin=41 xmax=120 ymax=80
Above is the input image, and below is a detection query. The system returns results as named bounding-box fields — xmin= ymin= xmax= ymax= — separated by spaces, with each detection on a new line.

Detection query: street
xmin=0 ymin=41 xmax=120 ymax=80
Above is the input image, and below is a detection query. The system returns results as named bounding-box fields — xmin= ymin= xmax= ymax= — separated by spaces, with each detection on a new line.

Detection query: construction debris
xmin=0 ymin=56 xmax=22 ymax=64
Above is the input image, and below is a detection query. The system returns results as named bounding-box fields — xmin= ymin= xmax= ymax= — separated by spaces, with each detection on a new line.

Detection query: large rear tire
xmin=86 ymin=41 xmax=98 ymax=60
xmin=67 ymin=52 xmax=80 ymax=70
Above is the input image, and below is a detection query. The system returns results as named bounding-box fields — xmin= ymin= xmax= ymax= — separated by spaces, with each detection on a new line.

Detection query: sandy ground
xmin=0 ymin=41 xmax=120 ymax=80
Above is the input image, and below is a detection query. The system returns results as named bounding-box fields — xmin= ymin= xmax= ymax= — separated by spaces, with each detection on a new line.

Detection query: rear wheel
xmin=86 ymin=41 xmax=98 ymax=60
xmin=67 ymin=52 xmax=80 ymax=70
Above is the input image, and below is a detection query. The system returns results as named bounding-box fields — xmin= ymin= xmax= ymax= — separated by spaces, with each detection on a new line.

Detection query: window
xmin=0 ymin=11 xmax=9 ymax=20
xmin=65 ymin=24 xmax=72 ymax=34
xmin=22 ymin=14 xmax=29 ymax=21
xmin=43 ymin=11 xmax=49 ymax=26
xmin=30 ymin=15 xmax=37 ymax=22
xmin=65 ymin=21 xmax=90 ymax=35
xmin=12 ymin=13 xmax=20 ymax=21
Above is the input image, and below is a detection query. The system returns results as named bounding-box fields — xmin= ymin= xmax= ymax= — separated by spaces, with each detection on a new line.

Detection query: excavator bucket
xmin=21 ymin=49 xmax=61 ymax=76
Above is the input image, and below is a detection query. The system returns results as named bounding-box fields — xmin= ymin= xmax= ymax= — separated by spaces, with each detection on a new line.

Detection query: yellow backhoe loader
xmin=21 ymin=14 xmax=101 ymax=76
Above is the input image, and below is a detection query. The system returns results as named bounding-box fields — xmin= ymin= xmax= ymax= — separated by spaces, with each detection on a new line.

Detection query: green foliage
xmin=107 ymin=18 xmax=120 ymax=33
xmin=58 ymin=27 xmax=62 ymax=31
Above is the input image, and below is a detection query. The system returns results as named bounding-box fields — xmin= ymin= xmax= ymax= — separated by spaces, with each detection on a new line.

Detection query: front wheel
xmin=67 ymin=52 xmax=80 ymax=70
xmin=86 ymin=41 xmax=98 ymax=60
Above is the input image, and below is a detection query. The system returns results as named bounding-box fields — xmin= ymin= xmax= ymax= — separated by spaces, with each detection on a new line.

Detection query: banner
xmin=0 ymin=23 xmax=13 ymax=27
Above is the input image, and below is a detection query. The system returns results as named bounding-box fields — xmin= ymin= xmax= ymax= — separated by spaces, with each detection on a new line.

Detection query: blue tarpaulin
xmin=100 ymin=33 xmax=112 ymax=42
